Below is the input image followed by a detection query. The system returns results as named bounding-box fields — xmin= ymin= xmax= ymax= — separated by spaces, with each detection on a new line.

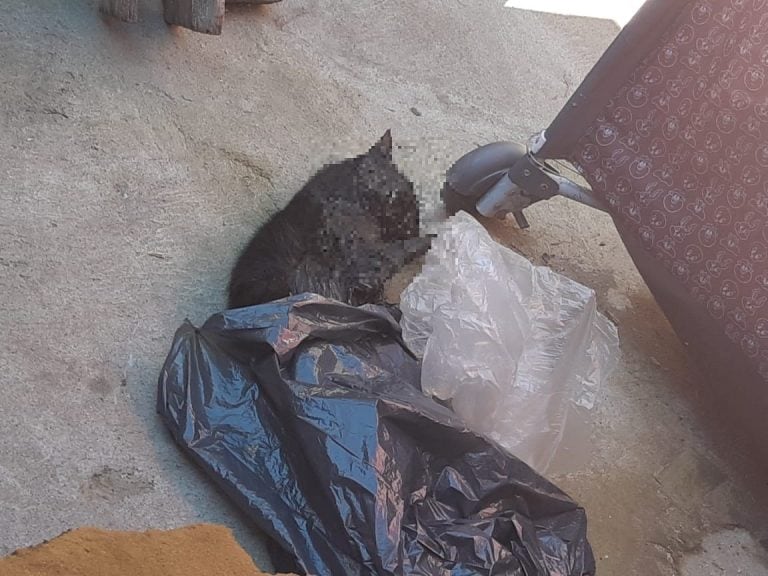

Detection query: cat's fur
xmin=228 ymin=131 xmax=429 ymax=308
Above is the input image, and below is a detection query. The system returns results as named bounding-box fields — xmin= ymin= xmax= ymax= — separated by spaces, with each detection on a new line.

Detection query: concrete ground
xmin=1 ymin=1 xmax=767 ymax=574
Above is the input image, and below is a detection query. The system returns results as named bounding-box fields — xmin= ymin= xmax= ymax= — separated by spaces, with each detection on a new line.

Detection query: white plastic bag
xmin=400 ymin=212 xmax=619 ymax=474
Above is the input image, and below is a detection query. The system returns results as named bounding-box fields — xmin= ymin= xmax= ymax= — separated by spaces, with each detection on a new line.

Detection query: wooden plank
xmin=99 ymin=0 xmax=139 ymax=22
xmin=163 ymin=0 xmax=226 ymax=35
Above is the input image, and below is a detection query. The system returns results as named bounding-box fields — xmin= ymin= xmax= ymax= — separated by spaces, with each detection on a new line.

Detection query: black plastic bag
xmin=157 ymin=294 xmax=595 ymax=576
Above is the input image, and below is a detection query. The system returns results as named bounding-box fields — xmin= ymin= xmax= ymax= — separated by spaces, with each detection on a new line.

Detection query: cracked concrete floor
xmin=1 ymin=1 xmax=768 ymax=574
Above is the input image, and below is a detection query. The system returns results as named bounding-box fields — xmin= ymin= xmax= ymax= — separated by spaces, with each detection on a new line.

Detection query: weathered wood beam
xmin=99 ymin=0 xmax=139 ymax=22
xmin=163 ymin=0 xmax=226 ymax=35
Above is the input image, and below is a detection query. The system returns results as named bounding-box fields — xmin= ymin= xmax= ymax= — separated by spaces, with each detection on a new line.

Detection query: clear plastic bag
xmin=400 ymin=212 xmax=619 ymax=474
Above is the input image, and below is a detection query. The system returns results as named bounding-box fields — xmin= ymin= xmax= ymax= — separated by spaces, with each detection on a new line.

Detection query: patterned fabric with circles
xmin=573 ymin=0 xmax=768 ymax=380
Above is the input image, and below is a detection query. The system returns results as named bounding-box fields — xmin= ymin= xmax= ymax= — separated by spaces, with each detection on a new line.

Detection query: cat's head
xmin=354 ymin=131 xmax=420 ymax=240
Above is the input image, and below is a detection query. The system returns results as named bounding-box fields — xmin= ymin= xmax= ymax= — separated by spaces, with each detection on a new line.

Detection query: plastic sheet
xmin=157 ymin=294 xmax=595 ymax=576
xmin=400 ymin=212 xmax=619 ymax=475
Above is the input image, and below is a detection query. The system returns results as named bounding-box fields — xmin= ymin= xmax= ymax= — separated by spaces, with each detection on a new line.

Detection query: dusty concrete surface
xmin=1 ymin=1 xmax=768 ymax=574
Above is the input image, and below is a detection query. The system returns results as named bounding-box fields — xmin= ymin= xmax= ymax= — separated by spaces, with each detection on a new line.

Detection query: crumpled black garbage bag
xmin=157 ymin=294 xmax=595 ymax=576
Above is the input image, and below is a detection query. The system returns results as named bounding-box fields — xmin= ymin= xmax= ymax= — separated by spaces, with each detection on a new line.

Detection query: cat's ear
xmin=369 ymin=129 xmax=393 ymax=160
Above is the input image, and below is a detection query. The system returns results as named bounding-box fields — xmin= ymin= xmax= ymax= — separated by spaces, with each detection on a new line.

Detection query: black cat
xmin=228 ymin=131 xmax=430 ymax=308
